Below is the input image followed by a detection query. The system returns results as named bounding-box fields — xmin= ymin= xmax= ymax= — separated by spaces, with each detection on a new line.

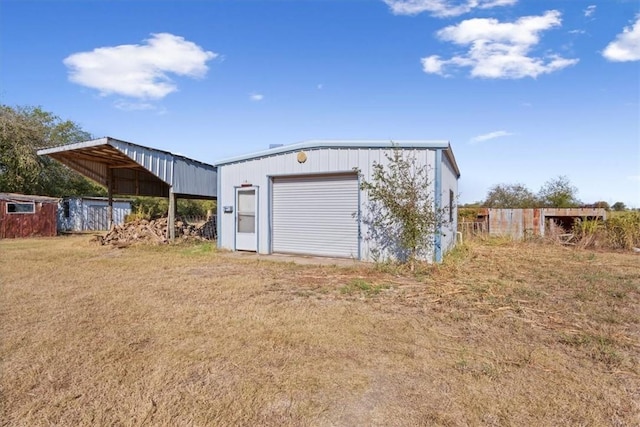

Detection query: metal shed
xmin=215 ymin=140 xmax=461 ymax=262
xmin=38 ymin=137 xmax=217 ymax=239
xmin=58 ymin=196 xmax=133 ymax=232
xmin=0 ymin=193 xmax=59 ymax=238
xmin=487 ymin=208 xmax=607 ymax=239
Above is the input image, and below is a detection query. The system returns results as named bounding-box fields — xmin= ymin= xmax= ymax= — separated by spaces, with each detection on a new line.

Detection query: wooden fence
xmin=458 ymin=221 xmax=488 ymax=238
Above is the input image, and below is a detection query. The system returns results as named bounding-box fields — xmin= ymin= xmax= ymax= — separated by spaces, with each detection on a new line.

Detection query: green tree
xmin=0 ymin=105 xmax=105 ymax=197
xmin=483 ymin=183 xmax=538 ymax=208
xmin=538 ymin=175 xmax=580 ymax=208
xmin=612 ymin=201 xmax=627 ymax=212
xmin=357 ymin=148 xmax=447 ymax=270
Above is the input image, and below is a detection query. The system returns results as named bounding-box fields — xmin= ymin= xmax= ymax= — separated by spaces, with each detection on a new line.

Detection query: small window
xmin=63 ymin=201 xmax=70 ymax=218
xmin=449 ymin=190 xmax=454 ymax=222
xmin=7 ymin=202 xmax=35 ymax=214
xmin=237 ymin=189 xmax=256 ymax=233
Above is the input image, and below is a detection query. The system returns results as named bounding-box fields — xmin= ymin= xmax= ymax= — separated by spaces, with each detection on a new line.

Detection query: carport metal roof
xmin=37 ymin=137 xmax=217 ymax=199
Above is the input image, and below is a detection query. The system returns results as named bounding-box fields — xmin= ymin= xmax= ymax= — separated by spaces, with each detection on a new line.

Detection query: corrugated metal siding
xmin=0 ymin=200 xmax=58 ymax=238
xmin=113 ymin=140 xmax=216 ymax=198
xmin=86 ymin=205 xmax=108 ymax=230
xmin=489 ymin=209 xmax=526 ymax=238
xmin=216 ymin=140 xmax=451 ymax=166
xmin=57 ymin=198 xmax=83 ymax=231
xmin=272 ymin=174 xmax=359 ymax=258
xmin=82 ymin=200 xmax=131 ymax=231
xmin=440 ymin=151 xmax=459 ymax=254
xmin=218 ymin=147 xmax=438 ymax=261
xmin=487 ymin=208 xmax=606 ymax=239
xmin=57 ymin=198 xmax=132 ymax=231
xmin=172 ymin=158 xmax=217 ymax=197
xmin=113 ymin=140 xmax=174 ymax=185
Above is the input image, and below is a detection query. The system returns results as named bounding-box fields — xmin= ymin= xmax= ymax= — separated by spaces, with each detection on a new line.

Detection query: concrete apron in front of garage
xmin=223 ymin=251 xmax=369 ymax=267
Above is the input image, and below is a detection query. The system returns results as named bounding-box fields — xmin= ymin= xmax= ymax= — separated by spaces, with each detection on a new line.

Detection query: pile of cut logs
xmin=97 ymin=216 xmax=216 ymax=246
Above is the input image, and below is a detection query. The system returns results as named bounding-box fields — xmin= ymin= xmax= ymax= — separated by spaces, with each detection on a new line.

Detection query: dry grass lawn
xmin=1 ymin=235 xmax=639 ymax=426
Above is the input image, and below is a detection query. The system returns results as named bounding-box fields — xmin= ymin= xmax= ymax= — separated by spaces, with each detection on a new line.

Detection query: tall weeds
xmin=572 ymin=218 xmax=603 ymax=248
xmin=605 ymin=211 xmax=640 ymax=250
xmin=573 ymin=212 xmax=640 ymax=250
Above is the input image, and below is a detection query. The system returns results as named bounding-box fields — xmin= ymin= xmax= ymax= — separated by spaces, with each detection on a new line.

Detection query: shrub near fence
xmin=129 ymin=197 xmax=216 ymax=221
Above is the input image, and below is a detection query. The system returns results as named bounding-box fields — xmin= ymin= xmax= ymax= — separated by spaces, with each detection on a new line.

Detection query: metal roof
xmin=38 ymin=137 xmax=217 ymax=198
xmin=62 ymin=196 xmax=134 ymax=203
xmin=0 ymin=193 xmax=60 ymax=203
xmin=214 ymin=139 xmax=460 ymax=177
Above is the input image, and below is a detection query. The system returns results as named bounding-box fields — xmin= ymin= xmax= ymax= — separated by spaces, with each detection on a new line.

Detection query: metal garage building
xmin=215 ymin=140 xmax=460 ymax=262
xmin=38 ymin=137 xmax=217 ymax=239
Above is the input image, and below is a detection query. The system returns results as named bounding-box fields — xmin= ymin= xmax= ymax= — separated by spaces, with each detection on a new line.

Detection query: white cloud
xmin=422 ymin=10 xmax=579 ymax=78
xmin=383 ymin=0 xmax=516 ymax=17
xmin=628 ymin=175 xmax=640 ymax=182
xmin=470 ymin=130 xmax=513 ymax=143
xmin=250 ymin=93 xmax=264 ymax=101
xmin=584 ymin=5 xmax=596 ymax=18
xmin=64 ymin=33 xmax=217 ymax=100
xmin=113 ymin=100 xmax=168 ymax=115
xmin=421 ymin=55 xmax=447 ymax=74
xmin=603 ymin=15 xmax=640 ymax=62
xmin=113 ymin=100 xmax=157 ymax=111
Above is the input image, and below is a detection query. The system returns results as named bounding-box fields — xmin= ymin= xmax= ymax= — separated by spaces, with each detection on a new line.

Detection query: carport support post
xmin=168 ymin=189 xmax=176 ymax=241
xmin=107 ymin=167 xmax=114 ymax=230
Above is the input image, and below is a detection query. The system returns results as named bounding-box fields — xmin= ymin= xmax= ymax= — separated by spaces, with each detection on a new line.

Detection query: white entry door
xmin=235 ymin=187 xmax=257 ymax=251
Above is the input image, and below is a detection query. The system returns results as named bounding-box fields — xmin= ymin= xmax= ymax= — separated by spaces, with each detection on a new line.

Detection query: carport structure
xmin=38 ymin=137 xmax=217 ymax=239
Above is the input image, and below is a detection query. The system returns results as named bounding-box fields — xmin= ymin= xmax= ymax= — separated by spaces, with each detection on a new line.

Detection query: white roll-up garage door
xmin=272 ymin=174 xmax=359 ymax=258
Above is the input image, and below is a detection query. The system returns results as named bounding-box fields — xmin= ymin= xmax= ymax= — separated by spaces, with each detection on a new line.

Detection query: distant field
xmin=1 ymin=236 xmax=638 ymax=426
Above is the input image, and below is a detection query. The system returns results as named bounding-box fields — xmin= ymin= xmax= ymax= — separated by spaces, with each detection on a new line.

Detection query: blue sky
xmin=1 ymin=0 xmax=639 ymax=206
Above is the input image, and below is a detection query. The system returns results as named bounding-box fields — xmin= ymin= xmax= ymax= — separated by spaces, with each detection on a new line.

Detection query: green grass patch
xmin=179 ymin=241 xmax=216 ymax=256
xmin=339 ymin=279 xmax=390 ymax=296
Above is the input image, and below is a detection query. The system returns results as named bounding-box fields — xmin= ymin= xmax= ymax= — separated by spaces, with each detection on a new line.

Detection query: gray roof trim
xmin=38 ymin=137 xmax=114 ymax=155
xmin=443 ymin=146 xmax=461 ymax=178
xmin=214 ymin=140 xmax=452 ymax=166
